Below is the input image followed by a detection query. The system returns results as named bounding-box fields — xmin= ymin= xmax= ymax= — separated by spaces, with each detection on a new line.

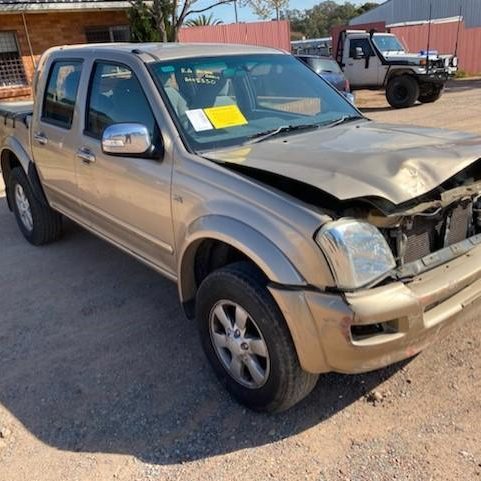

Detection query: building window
xmin=0 ymin=32 xmax=27 ymax=88
xmin=85 ymin=25 xmax=130 ymax=43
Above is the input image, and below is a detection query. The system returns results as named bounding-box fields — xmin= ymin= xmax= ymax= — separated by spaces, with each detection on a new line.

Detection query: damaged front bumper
xmin=269 ymin=240 xmax=481 ymax=375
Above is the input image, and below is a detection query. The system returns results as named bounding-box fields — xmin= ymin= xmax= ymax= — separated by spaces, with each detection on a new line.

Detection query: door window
xmin=349 ymin=39 xmax=375 ymax=58
xmin=85 ymin=62 xmax=156 ymax=139
xmin=42 ymin=61 xmax=82 ymax=128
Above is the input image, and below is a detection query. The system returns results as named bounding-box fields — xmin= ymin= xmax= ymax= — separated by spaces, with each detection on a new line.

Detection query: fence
xmin=179 ymin=20 xmax=291 ymax=52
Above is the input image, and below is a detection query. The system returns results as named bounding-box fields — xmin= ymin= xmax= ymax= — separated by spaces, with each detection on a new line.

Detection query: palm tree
xmin=185 ymin=13 xmax=224 ymax=27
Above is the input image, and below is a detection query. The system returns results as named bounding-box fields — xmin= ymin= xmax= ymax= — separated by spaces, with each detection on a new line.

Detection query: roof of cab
xmin=49 ymin=42 xmax=286 ymax=61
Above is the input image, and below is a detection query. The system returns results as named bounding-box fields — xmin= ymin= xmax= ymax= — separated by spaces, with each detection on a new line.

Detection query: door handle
xmin=33 ymin=132 xmax=48 ymax=145
xmin=76 ymin=148 xmax=96 ymax=165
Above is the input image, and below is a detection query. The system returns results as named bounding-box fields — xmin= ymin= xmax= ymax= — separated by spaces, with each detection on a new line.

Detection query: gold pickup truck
xmin=1 ymin=43 xmax=481 ymax=412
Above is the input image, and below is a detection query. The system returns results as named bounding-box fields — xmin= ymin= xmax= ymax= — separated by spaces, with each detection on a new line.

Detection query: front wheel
xmin=386 ymin=75 xmax=420 ymax=109
xmin=196 ymin=262 xmax=318 ymax=412
xmin=419 ymin=84 xmax=444 ymax=103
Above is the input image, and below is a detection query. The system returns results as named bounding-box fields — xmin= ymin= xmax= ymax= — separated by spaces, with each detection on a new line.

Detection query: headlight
xmin=316 ymin=219 xmax=396 ymax=290
xmin=452 ymin=57 xmax=458 ymax=67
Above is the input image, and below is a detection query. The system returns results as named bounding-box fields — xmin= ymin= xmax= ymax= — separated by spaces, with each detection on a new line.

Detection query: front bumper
xmin=417 ymin=70 xmax=451 ymax=84
xmin=269 ymin=241 xmax=481 ymax=375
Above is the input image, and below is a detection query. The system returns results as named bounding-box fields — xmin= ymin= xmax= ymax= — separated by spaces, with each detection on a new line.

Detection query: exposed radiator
xmin=402 ymin=203 xmax=471 ymax=264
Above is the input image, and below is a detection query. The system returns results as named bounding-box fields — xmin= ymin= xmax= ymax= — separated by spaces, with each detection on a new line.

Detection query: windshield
xmin=150 ymin=54 xmax=361 ymax=152
xmin=306 ymin=58 xmax=342 ymax=74
xmin=372 ymin=35 xmax=405 ymax=53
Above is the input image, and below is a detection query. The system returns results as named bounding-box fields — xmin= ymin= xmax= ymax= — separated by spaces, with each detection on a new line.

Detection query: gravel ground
xmin=1 ymin=79 xmax=481 ymax=481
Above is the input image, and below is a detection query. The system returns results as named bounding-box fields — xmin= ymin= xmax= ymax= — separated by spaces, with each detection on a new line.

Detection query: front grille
xmin=402 ymin=202 xmax=472 ymax=264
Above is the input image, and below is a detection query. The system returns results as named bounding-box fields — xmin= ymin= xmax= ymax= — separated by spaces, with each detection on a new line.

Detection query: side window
xmin=42 ymin=61 xmax=82 ymax=128
xmin=349 ymin=39 xmax=375 ymax=58
xmin=85 ymin=62 xmax=155 ymax=139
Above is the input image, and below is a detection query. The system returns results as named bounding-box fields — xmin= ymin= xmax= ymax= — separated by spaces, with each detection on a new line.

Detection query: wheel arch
xmin=384 ymin=68 xmax=418 ymax=87
xmin=178 ymin=215 xmax=306 ymax=319
xmin=1 ymin=141 xmax=48 ymax=210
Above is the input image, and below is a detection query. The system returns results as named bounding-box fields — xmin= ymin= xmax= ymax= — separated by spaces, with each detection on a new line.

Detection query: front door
xmin=75 ymin=61 xmax=175 ymax=276
xmin=343 ymin=38 xmax=382 ymax=88
xmin=31 ymin=59 xmax=84 ymax=217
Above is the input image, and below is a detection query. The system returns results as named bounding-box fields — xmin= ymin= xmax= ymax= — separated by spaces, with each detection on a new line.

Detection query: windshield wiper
xmin=321 ymin=115 xmax=364 ymax=128
xmin=247 ymin=123 xmax=320 ymax=144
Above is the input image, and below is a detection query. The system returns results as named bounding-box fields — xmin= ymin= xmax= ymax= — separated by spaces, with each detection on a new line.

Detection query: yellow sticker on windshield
xmin=204 ymin=105 xmax=248 ymax=129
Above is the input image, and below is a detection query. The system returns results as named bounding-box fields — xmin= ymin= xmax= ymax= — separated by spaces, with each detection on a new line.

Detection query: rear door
xmin=343 ymin=37 xmax=382 ymax=88
xmin=31 ymin=58 xmax=84 ymax=217
xmin=75 ymin=60 xmax=175 ymax=275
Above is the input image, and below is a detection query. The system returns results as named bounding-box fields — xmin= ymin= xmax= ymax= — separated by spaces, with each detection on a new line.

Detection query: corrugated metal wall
xmin=352 ymin=0 xmax=481 ymax=29
xmin=178 ymin=20 xmax=291 ymax=51
xmin=391 ymin=20 xmax=481 ymax=74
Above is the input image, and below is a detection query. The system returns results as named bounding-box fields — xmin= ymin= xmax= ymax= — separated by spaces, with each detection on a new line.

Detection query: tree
xmin=286 ymin=1 xmax=379 ymax=39
xmin=357 ymin=2 xmax=379 ymax=15
xmin=241 ymin=0 xmax=290 ymax=21
xmin=129 ymin=0 xmax=234 ymax=42
xmin=185 ymin=13 xmax=224 ymax=27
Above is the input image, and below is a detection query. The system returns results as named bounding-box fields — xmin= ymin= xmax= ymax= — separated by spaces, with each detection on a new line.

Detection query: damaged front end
xmin=347 ymin=173 xmax=481 ymax=285
xmin=223 ymin=157 xmax=481 ymax=290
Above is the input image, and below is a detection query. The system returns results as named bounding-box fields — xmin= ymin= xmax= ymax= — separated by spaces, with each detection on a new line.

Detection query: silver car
xmin=2 ymin=43 xmax=481 ymax=412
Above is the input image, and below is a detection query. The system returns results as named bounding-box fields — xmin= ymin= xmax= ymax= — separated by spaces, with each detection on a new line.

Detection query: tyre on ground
xmin=419 ymin=84 xmax=444 ymax=103
xmin=386 ymin=75 xmax=420 ymax=109
xmin=8 ymin=166 xmax=62 ymax=245
xmin=196 ymin=261 xmax=319 ymax=413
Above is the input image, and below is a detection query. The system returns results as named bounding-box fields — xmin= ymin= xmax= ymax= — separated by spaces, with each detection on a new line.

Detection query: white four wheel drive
xmin=336 ymin=30 xmax=458 ymax=108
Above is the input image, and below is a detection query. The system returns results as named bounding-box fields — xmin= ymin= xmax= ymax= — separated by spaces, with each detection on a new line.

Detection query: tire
xmin=8 ymin=167 xmax=62 ymax=245
xmin=386 ymin=75 xmax=420 ymax=109
xmin=196 ymin=261 xmax=319 ymax=412
xmin=419 ymin=84 xmax=444 ymax=103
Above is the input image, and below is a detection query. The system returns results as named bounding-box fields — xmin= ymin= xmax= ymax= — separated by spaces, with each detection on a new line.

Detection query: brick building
xmin=0 ymin=0 xmax=130 ymax=100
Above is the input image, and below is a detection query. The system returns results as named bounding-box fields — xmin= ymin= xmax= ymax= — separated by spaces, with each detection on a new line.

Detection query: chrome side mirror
xmin=102 ymin=123 xmax=152 ymax=156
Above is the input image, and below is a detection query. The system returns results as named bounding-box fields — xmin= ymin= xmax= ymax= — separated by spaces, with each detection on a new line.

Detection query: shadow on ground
xmin=446 ymin=78 xmax=481 ymax=92
xmin=0 ymin=200 xmax=403 ymax=465
xmin=360 ymin=104 xmax=424 ymax=114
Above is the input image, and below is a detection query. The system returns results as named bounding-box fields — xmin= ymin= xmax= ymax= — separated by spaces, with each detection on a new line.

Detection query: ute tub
xmin=269 ymin=240 xmax=481 ymax=374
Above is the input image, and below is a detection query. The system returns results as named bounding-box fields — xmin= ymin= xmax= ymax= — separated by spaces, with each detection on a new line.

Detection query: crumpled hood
xmin=206 ymin=121 xmax=481 ymax=206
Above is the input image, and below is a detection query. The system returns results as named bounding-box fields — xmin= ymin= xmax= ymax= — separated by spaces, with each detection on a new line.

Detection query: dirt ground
xmin=1 ymin=79 xmax=481 ymax=481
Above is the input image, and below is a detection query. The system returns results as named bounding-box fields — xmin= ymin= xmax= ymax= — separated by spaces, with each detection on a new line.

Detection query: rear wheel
xmin=8 ymin=167 xmax=62 ymax=245
xmin=196 ymin=262 xmax=318 ymax=412
xmin=386 ymin=75 xmax=420 ymax=109
xmin=419 ymin=84 xmax=444 ymax=103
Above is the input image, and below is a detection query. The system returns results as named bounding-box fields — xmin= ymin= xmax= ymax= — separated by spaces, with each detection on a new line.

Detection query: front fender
xmin=178 ymin=215 xmax=306 ymax=305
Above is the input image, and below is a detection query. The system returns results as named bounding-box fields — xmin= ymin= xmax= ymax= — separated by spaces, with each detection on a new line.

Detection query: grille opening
xmin=387 ymin=201 xmax=474 ymax=266
xmin=351 ymin=320 xmax=399 ymax=341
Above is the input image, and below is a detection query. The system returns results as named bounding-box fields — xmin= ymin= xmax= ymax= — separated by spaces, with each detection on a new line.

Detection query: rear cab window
xmin=42 ymin=60 xmax=82 ymax=128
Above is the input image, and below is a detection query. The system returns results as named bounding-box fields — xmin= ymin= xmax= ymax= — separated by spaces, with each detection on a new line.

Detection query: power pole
xmin=234 ymin=0 xmax=239 ymax=23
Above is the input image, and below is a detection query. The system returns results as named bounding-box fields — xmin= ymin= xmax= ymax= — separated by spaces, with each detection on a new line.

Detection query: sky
xmin=193 ymin=0 xmax=381 ymax=24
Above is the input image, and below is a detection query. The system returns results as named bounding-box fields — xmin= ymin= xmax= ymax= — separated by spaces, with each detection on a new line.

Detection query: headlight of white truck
xmin=315 ymin=219 xmax=396 ymax=290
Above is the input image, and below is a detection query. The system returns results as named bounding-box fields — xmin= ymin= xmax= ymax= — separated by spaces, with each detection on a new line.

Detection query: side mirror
xmin=102 ymin=123 xmax=153 ymax=157
xmin=354 ymin=47 xmax=365 ymax=59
